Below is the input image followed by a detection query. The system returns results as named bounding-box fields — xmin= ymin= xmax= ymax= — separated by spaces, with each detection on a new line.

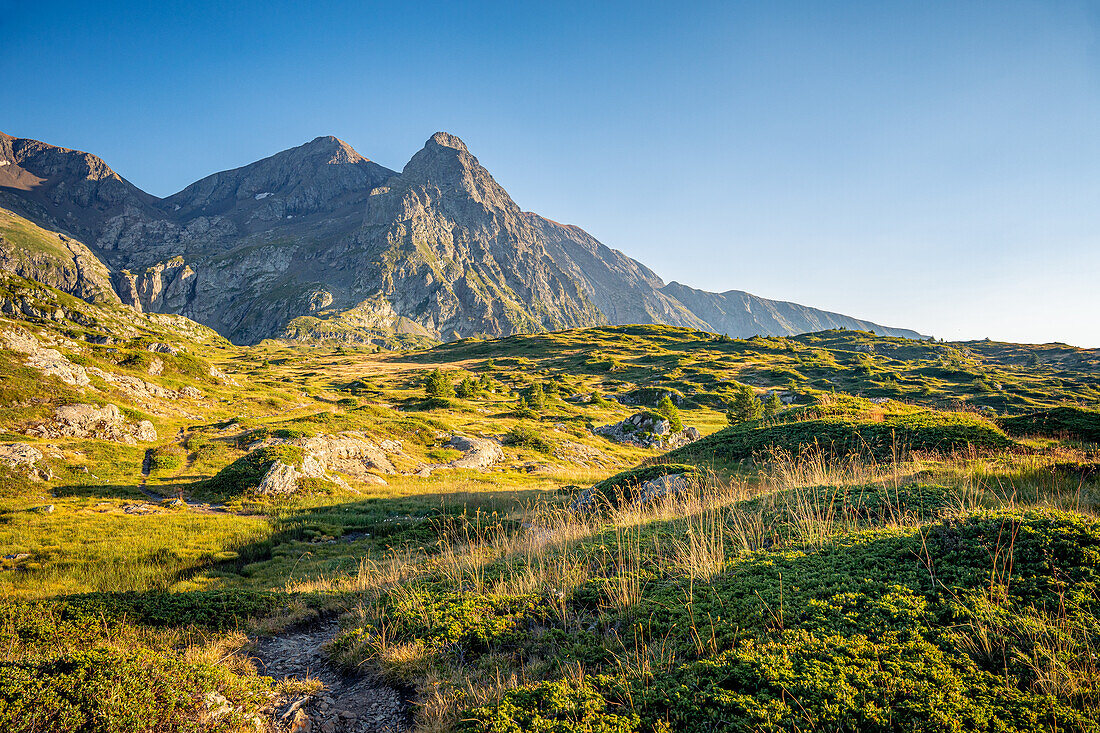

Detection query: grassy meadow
xmin=1 ymin=273 xmax=1099 ymax=731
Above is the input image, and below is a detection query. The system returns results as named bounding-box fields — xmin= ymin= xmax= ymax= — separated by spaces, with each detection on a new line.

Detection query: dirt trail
xmin=252 ymin=619 xmax=410 ymax=733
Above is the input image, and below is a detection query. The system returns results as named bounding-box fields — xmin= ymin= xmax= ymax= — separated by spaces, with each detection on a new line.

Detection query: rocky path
xmin=253 ymin=620 xmax=409 ymax=733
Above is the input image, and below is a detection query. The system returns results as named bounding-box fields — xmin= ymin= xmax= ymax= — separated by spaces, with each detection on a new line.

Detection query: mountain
xmin=661 ymin=282 xmax=916 ymax=338
xmin=0 ymin=130 xmax=922 ymax=344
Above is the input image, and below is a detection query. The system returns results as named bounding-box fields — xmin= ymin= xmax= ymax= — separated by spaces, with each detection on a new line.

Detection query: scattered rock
xmin=34 ymin=504 xmax=55 ymax=514
xmin=553 ymin=440 xmax=607 ymax=467
xmin=27 ymin=403 xmax=157 ymax=444
xmin=148 ymin=357 xmax=164 ymax=375
xmin=85 ymin=366 xmax=203 ymax=401
xmin=146 ymin=342 xmax=178 ymax=354
xmin=122 ymin=503 xmax=160 ymax=515
xmin=209 ymin=365 xmax=239 ymax=386
xmin=251 ymin=619 xmax=408 ymax=732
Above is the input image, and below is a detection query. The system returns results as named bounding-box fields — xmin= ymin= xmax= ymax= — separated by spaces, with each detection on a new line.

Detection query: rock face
xmin=28 ymin=403 xmax=157 ymax=444
xmin=0 ymin=129 xmax=922 ymax=344
xmin=0 ymin=209 xmax=121 ymax=305
xmin=595 ymin=412 xmax=701 ymax=450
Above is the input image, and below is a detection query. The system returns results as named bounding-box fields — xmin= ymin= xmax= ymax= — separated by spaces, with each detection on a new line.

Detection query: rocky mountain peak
xmin=0 ymin=131 xmax=156 ymax=241
xmin=426 ymin=131 xmax=470 ymax=153
xmin=162 ymin=135 xmax=396 ymax=220
xmin=398 ymin=132 xmax=518 ymax=216
xmin=0 ymin=129 xmax=923 ymax=345
xmin=297 ymin=135 xmax=371 ymax=165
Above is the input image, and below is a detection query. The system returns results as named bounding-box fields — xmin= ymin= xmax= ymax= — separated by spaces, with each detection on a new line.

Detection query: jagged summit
xmin=0 ymin=129 xmax=924 ymax=344
xmin=426 ymin=131 xmax=470 ymax=152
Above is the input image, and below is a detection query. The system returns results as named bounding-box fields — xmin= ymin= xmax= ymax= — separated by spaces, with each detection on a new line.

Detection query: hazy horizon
xmin=4 ymin=0 xmax=1099 ymax=347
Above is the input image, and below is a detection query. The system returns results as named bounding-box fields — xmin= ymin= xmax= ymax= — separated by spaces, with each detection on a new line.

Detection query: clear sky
xmin=3 ymin=1 xmax=1099 ymax=346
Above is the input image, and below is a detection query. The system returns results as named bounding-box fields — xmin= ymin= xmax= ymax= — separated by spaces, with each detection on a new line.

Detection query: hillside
xmin=0 ymin=130 xmax=920 ymax=343
xmin=0 ymin=275 xmax=1097 ymax=731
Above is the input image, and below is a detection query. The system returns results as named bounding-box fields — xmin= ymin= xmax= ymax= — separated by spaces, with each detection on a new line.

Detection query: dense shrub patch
xmin=999 ymin=406 xmax=1100 ymax=443
xmin=671 ymin=397 xmax=1013 ymax=465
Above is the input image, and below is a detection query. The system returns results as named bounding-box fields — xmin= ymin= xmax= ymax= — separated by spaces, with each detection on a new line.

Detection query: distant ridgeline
xmin=0 ymin=129 xmax=921 ymax=345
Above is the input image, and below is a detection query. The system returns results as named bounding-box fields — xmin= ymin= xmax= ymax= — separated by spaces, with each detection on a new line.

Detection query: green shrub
xmin=455 ymin=376 xmax=481 ymax=399
xmin=525 ymin=383 xmax=547 ymax=410
xmin=505 ymin=424 xmax=553 ymax=454
xmin=424 ymin=368 xmax=454 ymax=399
xmin=656 ymin=394 xmax=682 ymax=432
xmin=999 ymin=406 xmax=1100 ymax=443
xmin=149 ymin=445 xmax=185 ymax=472
xmin=0 ymin=646 xmax=265 ymax=733
xmin=460 ymin=676 xmax=639 ymax=733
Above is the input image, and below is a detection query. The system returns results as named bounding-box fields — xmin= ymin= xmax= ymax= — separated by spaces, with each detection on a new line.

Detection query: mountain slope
xmin=662 ymin=281 xmax=921 ymax=338
xmin=0 ymin=132 xmax=158 ymax=242
xmin=0 ymin=130 xmax=925 ymax=344
xmin=0 ymin=208 xmax=120 ymax=305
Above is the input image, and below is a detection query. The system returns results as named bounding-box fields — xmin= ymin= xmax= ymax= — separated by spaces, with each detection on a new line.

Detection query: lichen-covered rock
xmin=28 ymin=403 xmax=157 ymax=444
xmin=298 ymin=433 xmax=398 ymax=477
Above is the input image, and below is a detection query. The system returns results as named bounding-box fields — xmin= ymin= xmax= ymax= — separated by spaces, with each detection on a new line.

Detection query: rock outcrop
xmin=0 ymin=327 xmax=90 ymax=386
xmin=570 ymin=472 xmax=694 ymax=514
xmin=414 ymin=434 xmax=505 ymax=477
xmin=256 ymin=456 xmax=348 ymax=496
xmin=28 ymin=403 xmax=157 ymax=444
xmin=595 ymin=412 xmax=701 ymax=450
xmin=445 ymin=434 xmax=505 ymax=469
xmin=297 ymin=433 xmax=401 ymax=484
xmin=0 ymin=442 xmax=52 ymax=481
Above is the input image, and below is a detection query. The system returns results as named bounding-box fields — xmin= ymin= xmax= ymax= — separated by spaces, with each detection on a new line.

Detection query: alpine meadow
xmin=2 ymin=3 xmax=1100 ymax=732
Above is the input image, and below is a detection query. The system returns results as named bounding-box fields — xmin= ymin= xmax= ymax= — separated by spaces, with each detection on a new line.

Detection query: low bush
xmin=505 ymin=424 xmax=554 ymax=454
xmin=999 ymin=406 xmax=1100 ymax=443
xmin=676 ymin=398 xmax=1012 ymax=465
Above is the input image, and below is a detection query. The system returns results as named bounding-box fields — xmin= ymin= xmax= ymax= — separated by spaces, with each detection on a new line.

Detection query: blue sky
xmin=3 ymin=1 xmax=1099 ymax=346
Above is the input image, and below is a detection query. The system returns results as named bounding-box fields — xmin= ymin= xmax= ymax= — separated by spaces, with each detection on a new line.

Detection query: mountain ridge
xmin=0 ymin=130 xmax=923 ymax=344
